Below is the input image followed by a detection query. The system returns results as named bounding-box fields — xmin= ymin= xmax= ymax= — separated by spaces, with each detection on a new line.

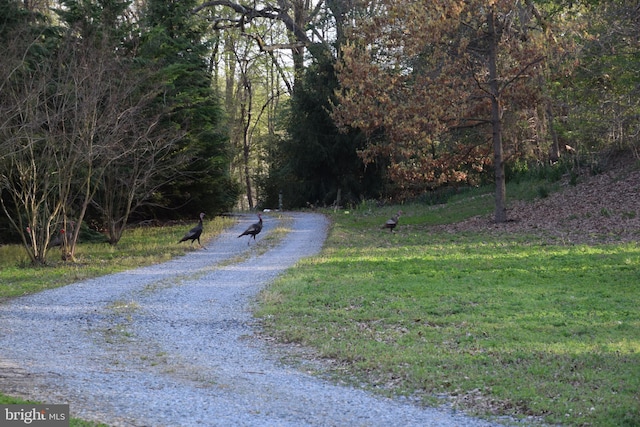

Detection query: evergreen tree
xmin=139 ymin=0 xmax=239 ymax=217
xmin=266 ymin=47 xmax=384 ymax=208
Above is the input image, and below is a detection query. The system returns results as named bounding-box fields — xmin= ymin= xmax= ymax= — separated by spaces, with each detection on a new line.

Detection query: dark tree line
xmin=194 ymin=1 xmax=639 ymax=213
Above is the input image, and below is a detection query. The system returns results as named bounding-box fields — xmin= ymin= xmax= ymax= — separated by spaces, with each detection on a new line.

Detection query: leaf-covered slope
xmin=439 ymin=166 xmax=640 ymax=244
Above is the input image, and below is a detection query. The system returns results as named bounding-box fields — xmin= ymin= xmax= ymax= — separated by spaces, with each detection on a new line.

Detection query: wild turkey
xmin=178 ymin=212 xmax=205 ymax=247
xmin=49 ymin=221 xmax=76 ymax=248
xmin=382 ymin=210 xmax=403 ymax=232
xmin=238 ymin=213 xmax=262 ymax=245
xmin=48 ymin=229 xmax=66 ymax=248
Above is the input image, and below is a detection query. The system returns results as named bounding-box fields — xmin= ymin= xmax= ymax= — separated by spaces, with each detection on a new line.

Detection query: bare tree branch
xmin=195 ymin=0 xmax=310 ymax=43
xmin=194 ymin=0 xmax=333 ymax=57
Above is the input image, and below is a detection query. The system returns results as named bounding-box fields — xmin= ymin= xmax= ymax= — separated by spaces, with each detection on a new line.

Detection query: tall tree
xmin=553 ymin=1 xmax=640 ymax=160
xmin=333 ymin=0 xmax=550 ymax=220
xmin=195 ymin=1 xmax=330 ymax=209
xmin=267 ymin=46 xmax=384 ymax=208
xmin=0 ymin=0 xmax=84 ymax=262
xmin=51 ymin=0 xmax=157 ymax=253
xmin=139 ymin=0 xmax=239 ymax=218
xmin=0 ymin=0 xmax=123 ymax=261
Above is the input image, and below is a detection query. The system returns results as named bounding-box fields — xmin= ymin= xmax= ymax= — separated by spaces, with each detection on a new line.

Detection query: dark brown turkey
xmin=382 ymin=210 xmax=403 ymax=232
xmin=48 ymin=221 xmax=76 ymax=248
xmin=178 ymin=212 xmax=205 ymax=247
xmin=238 ymin=213 xmax=262 ymax=245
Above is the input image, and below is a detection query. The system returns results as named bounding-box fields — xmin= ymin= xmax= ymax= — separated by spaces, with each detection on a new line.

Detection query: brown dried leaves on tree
xmin=332 ymin=1 xmax=556 ymax=203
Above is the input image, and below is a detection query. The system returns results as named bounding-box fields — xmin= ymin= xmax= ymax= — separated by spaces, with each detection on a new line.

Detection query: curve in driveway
xmin=0 ymin=212 xmax=502 ymax=427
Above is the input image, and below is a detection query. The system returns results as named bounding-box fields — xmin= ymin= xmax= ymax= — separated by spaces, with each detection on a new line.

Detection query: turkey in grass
xmin=382 ymin=210 xmax=403 ymax=232
xmin=238 ymin=213 xmax=262 ymax=245
xmin=178 ymin=212 xmax=205 ymax=247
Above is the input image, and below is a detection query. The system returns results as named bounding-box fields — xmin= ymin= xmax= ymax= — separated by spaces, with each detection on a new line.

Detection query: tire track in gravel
xmin=0 ymin=212 xmax=504 ymax=427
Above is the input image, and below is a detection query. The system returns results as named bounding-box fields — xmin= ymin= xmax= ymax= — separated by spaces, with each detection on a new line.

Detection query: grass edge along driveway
xmin=256 ymin=206 xmax=640 ymax=427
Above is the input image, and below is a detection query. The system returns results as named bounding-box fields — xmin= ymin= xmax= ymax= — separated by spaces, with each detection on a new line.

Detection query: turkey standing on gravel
xmin=238 ymin=213 xmax=263 ymax=245
xmin=178 ymin=212 xmax=205 ymax=247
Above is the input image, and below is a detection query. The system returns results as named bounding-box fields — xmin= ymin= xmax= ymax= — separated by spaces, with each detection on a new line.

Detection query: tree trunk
xmin=241 ymin=77 xmax=254 ymax=210
xmin=291 ymin=0 xmax=307 ymax=89
xmin=488 ymin=9 xmax=507 ymax=223
xmin=547 ymin=102 xmax=560 ymax=163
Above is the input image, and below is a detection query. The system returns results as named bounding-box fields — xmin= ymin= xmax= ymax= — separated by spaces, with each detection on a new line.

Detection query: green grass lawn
xmin=256 ymin=202 xmax=640 ymax=426
xmin=0 ymin=217 xmax=235 ymax=300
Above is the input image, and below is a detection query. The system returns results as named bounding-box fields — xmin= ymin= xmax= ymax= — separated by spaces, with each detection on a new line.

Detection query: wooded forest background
xmin=1 ymin=0 xmax=639 ymax=263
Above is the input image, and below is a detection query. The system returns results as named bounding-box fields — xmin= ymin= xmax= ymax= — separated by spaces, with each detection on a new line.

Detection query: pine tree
xmin=139 ymin=0 xmax=239 ymax=217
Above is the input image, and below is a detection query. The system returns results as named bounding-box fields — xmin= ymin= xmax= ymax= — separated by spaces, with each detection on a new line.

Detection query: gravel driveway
xmin=0 ymin=212 xmax=504 ymax=427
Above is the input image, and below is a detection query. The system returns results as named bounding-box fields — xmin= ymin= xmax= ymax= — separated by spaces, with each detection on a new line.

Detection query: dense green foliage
xmin=138 ymin=0 xmax=240 ymax=217
xmin=555 ymin=1 xmax=640 ymax=156
xmin=2 ymin=0 xmax=639 ymax=241
xmin=263 ymin=49 xmax=385 ymax=208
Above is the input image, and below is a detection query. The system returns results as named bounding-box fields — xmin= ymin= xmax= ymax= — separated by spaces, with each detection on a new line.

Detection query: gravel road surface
xmin=0 ymin=212 xmax=506 ymax=426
